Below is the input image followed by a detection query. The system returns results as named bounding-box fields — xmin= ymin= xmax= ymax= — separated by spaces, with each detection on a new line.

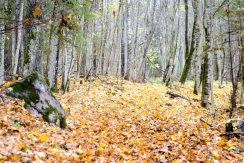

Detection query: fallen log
xmin=166 ymin=91 xmax=191 ymax=103
xmin=220 ymin=132 xmax=244 ymax=136
xmin=5 ymin=72 xmax=66 ymax=128
xmin=200 ymin=118 xmax=221 ymax=132
xmin=220 ymin=132 xmax=244 ymax=140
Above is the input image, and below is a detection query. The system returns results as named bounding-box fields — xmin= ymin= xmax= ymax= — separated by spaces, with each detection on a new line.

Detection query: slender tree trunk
xmin=61 ymin=45 xmax=68 ymax=92
xmin=124 ymin=0 xmax=131 ymax=80
xmin=238 ymin=0 xmax=244 ymax=104
xmin=201 ymin=0 xmax=211 ymax=108
xmin=47 ymin=1 xmax=58 ymax=88
xmin=184 ymin=0 xmax=189 ymax=60
xmin=11 ymin=6 xmax=16 ymax=74
xmin=162 ymin=0 xmax=180 ymax=85
xmin=13 ymin=0 xmax=24 ymax=78
xmin=0 ymin=11 xmax=5 ymax=85
xmin=80 ymin=19 xmax=88 ymax=78
xmin=219 ymin=48 xmax=226 ymax=88
xmin=92 ymin=0 xmax=99 ymax=76
xmin=54 ymin=30 xmax=62 ymax=90
xmin=180 ymin=0 xmax=199 ymax=84
xmin=120 ymin=0 xmax=125 ymax=78
xmin=227 ymin=1 xmax=237 ymax=117
xmin=193 ymin=25 xmax=201 ymax=95
xmin=137 ymin=0 xmax=156 ymax=82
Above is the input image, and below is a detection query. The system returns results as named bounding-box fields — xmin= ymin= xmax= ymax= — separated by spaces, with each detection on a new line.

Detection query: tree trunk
xmin=184 ymin=0 xmax=189 ymax=60
xmin=124 ymin=0 xmax=131 ymax=80
xmin=227 ymin=1 xmax=237 ymax=117
xmin=13 ymin=0 xmax=24 ymax=78
xmin=0 ymin=13 xmax=5 ymax=85
xmin=201 ymin=0 xmax=212 ymax=108
xmin=180 ymin=0 xmax=199 ymax=84
xmin=120 ymin=0 xmax=125 ymax=78
xmin=47 ymin=1 xmax=58 ymax=88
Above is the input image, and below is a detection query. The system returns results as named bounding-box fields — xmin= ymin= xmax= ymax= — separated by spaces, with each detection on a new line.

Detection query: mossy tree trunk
xmin=201 ymin=0 xmax=212 ymax=108
xmin=180 ymin=0 xmax=199 ymax=84
xmin=6 ymin=72 xmax=66 ymax=128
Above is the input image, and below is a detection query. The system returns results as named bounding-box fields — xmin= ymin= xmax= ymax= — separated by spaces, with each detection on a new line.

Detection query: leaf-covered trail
xmin=0 ymin=78 xmax=243 ymax=162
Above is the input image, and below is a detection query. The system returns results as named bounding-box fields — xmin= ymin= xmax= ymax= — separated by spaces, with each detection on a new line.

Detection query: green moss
xmin=43 ymin=107 xmax=58 ymax=122
xmin=59 ymin=116 xmax=67 ymax=129
xmin=43 ymin=107 xmax=66 ymax=129
xmin=44 ymin=75 xmax=50 ymax=86
xmin=23 ymin=50 xmax=30 ymax=65
xmin=23 ymin=103 xmax=29 ymax=109
xmin=25 ymin=72 xmax=42 ymax=82
xmin=11 ymin=82 xmax=39 ymax=103
xmin=51 ymin=85 xmax=58 ymax=93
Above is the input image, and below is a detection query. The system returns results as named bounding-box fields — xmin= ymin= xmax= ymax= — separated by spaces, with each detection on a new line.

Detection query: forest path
xmin=0 ymin=78 xmax=243 ymax=162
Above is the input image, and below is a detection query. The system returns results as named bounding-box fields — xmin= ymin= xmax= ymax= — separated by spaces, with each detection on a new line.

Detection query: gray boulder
xmin=6 ymin=72 xmax=66 ymax=128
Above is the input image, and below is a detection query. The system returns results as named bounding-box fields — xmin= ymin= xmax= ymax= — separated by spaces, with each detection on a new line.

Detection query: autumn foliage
xmin=0 ymin=78 xmax=243 ymax=162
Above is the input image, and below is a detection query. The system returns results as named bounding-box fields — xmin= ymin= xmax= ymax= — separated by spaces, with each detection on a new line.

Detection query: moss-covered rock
xmin=8 ymin=81 xmax=39 ymax=103
xmin=43 ymin=107 xmax=66 ymax=128
xmin=5 ymin=72 xmax=66 ymax=128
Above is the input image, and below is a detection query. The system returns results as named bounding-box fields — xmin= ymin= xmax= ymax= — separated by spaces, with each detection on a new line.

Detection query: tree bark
xmin=180 ymin=0 xmax=199 ymax=84
xmin=201 ymin=0 xmax=212 ymax=108
xmin=184 ymin=0 xmax=189 ymax=60
xmin=120 ymin=0 xmax=125 ymax=78
xmin=0 ymin=11 xmax=5 ymax=85
xmin=13 ymin=0 xmax=24 ymax=78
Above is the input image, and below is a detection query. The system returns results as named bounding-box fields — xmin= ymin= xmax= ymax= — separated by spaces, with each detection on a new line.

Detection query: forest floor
xmin=0 ymin=77 xmax=243 ymax=162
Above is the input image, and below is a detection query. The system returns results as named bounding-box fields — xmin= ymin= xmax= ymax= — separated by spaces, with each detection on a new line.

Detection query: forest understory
xmin=0 ymin=77 xmax=243 ymax=162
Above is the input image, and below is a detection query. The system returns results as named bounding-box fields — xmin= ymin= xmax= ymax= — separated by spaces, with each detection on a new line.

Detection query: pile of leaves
xmin=0 ymin=77 xmax=243 ymax=162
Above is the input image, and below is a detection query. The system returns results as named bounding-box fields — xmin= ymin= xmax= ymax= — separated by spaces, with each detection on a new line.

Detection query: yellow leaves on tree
xmin=23 ymin=18 xmax=30 ymax=24
xmin=32 ymin=7 xmax=41 ymax=17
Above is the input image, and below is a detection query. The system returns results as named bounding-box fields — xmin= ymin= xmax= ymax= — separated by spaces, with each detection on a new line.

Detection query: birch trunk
xmin=13 ymin=0 xmax=24 ymax=78
xmin=0 ymin=14 xmax=5 ymax=85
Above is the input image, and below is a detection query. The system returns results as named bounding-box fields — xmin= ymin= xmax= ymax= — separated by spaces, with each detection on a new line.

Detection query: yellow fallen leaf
xmin=11 ymin=154 xmax=20 ymax=161
xmin=153 ymin=112 xmax=162 ymax=119
xmin=17 ymin=141 xmax=26 ymax=150
xmin=156 ymin=133 xmax=164 ymax=140
xmin=202 ymin=122 xmax=208 ymax=128
xmin=227 ymin=142 xmax=233 ymax=148
xmin=171 ymin=134 xmax=178 ymax=140
xmin=212 ymin=150 xmax=220 ymax=159
xmin=178 ymin=131 xmax=183 ymax=137
xmin=80 ymin=119 xmax=86 ymax=125
xmin=134 ymin=139 xmax=140 ymax=146
xmin=217 ymin=138 xmax=227 ymax=147
xmin=48 ymin=147 xmax=58 ymax=153
xmin=98 ymin=143 xmax=106 ymax=148
xmin=37 ymin=133 xmax=49 ymax=143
